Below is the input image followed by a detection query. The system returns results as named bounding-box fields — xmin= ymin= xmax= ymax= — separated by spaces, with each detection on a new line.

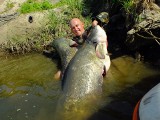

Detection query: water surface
xmin=0 ymin=53 xmax=159 ymax=120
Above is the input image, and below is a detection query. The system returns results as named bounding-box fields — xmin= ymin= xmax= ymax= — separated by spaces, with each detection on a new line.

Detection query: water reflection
xmin=0 ymin=54 xmax=159 ymax=120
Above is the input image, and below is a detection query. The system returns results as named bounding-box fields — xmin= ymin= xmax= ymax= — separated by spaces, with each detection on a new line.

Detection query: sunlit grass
xmin=20 ymin=0 xmax=53 ymax=13
xmin=20 ymin=0 xmax=84 ymax=14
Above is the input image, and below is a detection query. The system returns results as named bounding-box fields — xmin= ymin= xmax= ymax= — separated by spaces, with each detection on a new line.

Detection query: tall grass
xmin=58 ymin=0 xmax=83 ymax=11
xmin=20 ymin=0 xmax=84 ymax=14
xmin=20 ymin=0 xmax=53 ymax=14
xmin=119 ymin=0 xmax=135 ymax=14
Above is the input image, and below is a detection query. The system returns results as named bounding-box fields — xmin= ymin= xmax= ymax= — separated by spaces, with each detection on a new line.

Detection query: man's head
xmin=69 ymin=18 xmax=85 ymax=36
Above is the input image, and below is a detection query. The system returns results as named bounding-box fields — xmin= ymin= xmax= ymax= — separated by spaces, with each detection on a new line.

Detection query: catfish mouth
xmin=86 ymin=25 xmax=99 ymax=45
xmin=86 ymin=25 xmax=108 ymax=59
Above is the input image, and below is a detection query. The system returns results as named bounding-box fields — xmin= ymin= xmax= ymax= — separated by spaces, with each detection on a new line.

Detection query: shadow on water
xmin=88 ymin=74 xmax=160 ymax=120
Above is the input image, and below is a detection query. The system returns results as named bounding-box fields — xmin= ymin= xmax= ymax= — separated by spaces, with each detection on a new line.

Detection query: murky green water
xmin=0 ymin=53 xmax=159 ymax=120
xmin=0 ymin=53 xmax=60 ymax=120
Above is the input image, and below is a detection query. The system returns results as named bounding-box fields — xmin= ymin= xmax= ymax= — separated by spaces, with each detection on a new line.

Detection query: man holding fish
xmin=54 ymin=12 xmax=110 ymax=79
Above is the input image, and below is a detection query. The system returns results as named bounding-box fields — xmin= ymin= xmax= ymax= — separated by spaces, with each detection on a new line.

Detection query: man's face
xmin=70 ymin=19 xmax=85 ymax=36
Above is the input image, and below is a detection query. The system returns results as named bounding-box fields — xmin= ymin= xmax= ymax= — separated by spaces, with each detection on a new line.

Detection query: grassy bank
xmin=1 ymin=0 xmax=140 ymax=55
xmin=1 ymin=0 xmax=91 ymax=55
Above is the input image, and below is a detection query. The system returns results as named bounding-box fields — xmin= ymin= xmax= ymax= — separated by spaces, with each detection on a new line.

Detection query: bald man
xmin=69 ymin=18 xmax=94 ymax=47
xmin=70 ymin=18 xmax=85 ymax=37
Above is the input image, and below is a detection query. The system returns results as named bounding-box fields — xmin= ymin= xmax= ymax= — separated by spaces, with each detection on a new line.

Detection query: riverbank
xmin=0 ymin=0 xmax=44 ymax=55
xmin=0 ymin=0 xmax=91 ymax=56
xmin=0 ymin=0 xmax=160 ymax=66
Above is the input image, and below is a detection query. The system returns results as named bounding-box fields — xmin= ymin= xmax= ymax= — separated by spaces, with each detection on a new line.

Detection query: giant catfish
xmin=62 ymin=25 xmax=111 ymax=95
xmin=54 ymin=25 xmax=111 ymax=120
xmin=59 ymin=25 xmax=110 ymax=105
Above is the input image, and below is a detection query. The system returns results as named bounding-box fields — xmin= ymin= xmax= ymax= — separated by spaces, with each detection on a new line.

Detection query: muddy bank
xmin=0 ymin=0 xmax=62 ymax=56
xmin=0 ymin=0 xmax=160 ymax=66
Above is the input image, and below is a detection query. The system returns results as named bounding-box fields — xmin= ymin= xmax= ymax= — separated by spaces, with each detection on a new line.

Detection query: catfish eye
xmin=93 ymin=41 xmax=97 ymax=44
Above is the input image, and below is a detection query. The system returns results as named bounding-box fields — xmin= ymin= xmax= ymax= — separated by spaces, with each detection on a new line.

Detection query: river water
xmin=0 ymin=53 xmax=159 ymax=120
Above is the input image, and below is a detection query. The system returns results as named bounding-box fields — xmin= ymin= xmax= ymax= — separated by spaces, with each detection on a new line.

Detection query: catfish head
xmin=87 ymin=25 xmax=107 ymax=59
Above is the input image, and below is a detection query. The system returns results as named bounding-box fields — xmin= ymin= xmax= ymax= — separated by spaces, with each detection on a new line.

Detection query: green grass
xmin=20 ymin=0 xmax=53 ymax=14
xmin=58 ymin=0 xmax=83 ymax=11
xmin=120 ymin=0 xmax=135 ymax=14
xmin=20 ymin=0 xmax=84 ymax=14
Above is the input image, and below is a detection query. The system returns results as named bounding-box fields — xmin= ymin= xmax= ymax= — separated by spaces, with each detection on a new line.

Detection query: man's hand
xmin=92 ymin=20 xmax=98 ymax=27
